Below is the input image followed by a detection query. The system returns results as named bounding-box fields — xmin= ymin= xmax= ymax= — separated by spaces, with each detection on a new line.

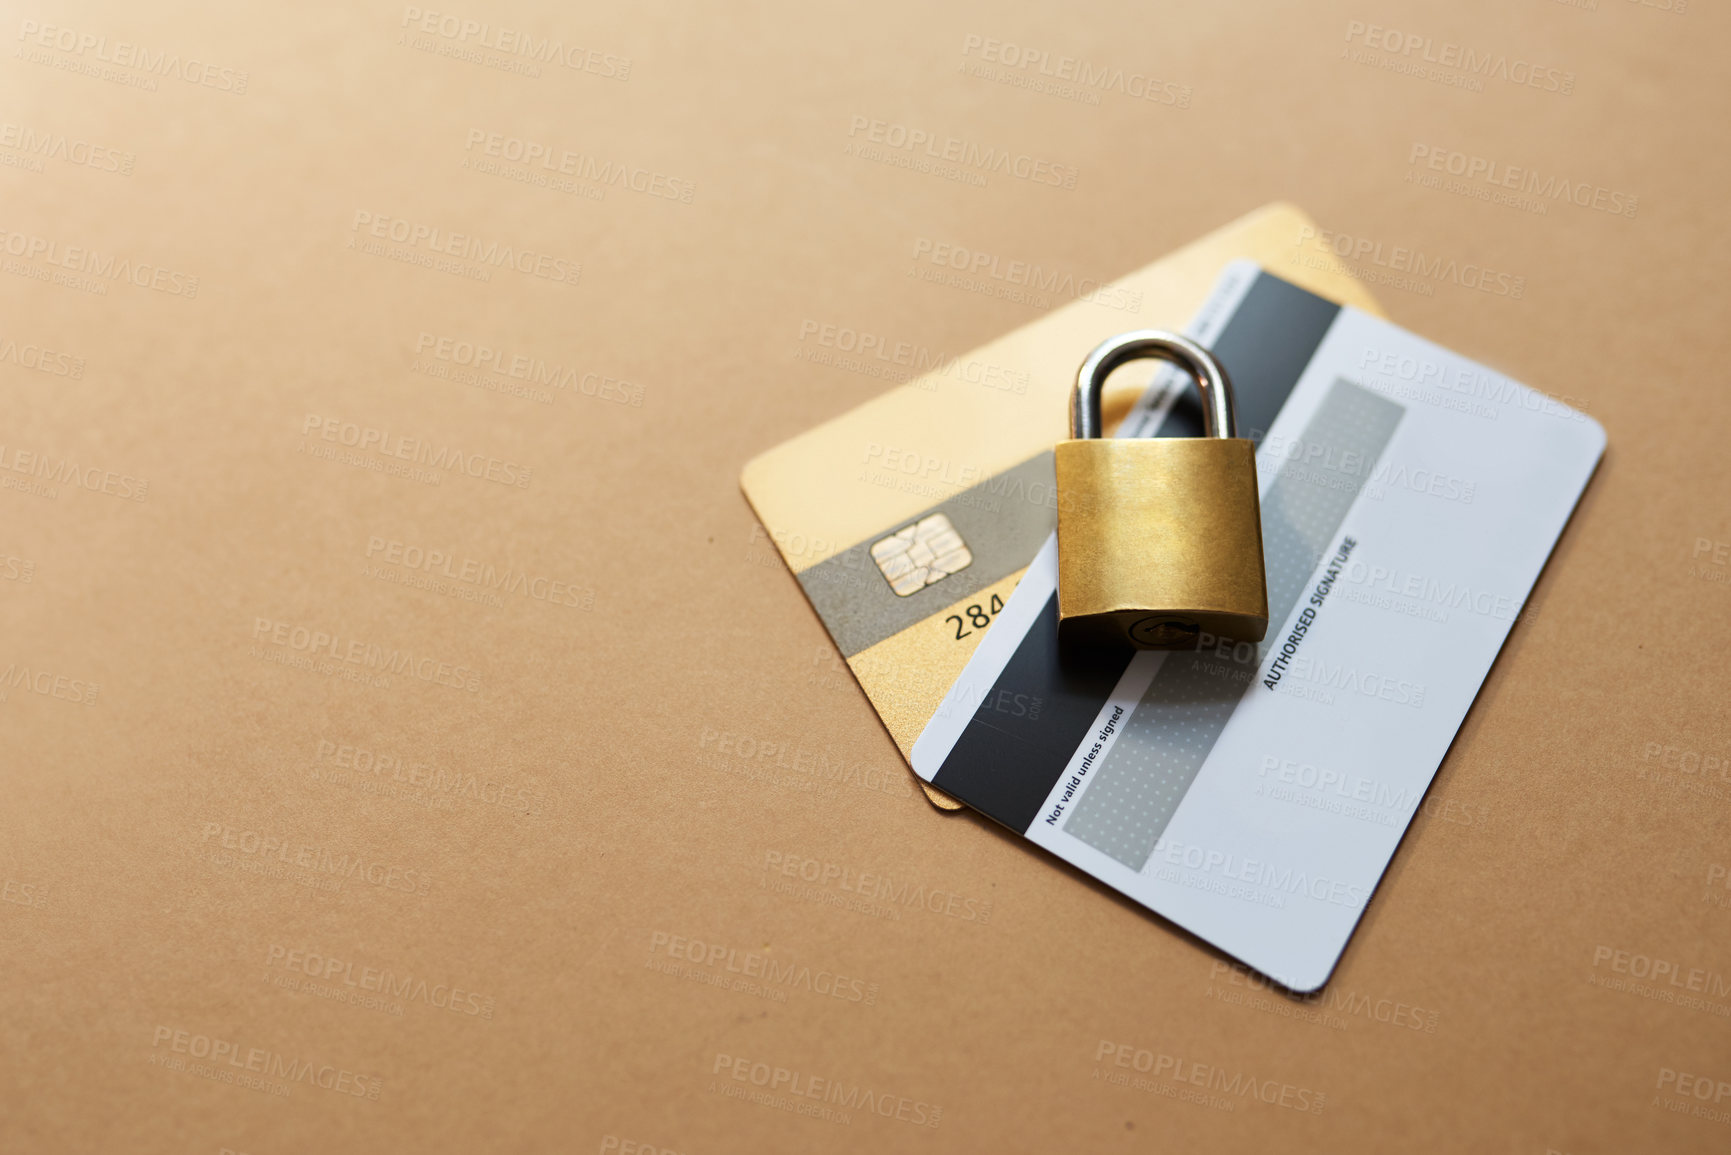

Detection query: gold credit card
xmin=741 ymin=204 xmax=1384 ymax=808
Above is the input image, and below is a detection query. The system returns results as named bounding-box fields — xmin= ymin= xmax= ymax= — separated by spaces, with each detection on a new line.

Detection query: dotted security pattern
xmin=1063 ymin=379 xmax=1405 ymax=871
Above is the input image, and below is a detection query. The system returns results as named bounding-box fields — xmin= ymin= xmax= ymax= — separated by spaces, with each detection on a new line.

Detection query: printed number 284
xmin=947 ymin=594 xmax=1005 ymax=640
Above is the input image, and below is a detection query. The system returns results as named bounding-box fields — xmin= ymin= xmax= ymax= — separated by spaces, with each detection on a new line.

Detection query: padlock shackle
xmin=1070 ymin=331 xmax=1236 ymax=440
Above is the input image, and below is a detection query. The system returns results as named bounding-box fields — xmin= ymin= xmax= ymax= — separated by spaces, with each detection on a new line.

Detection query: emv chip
xmin=870 ymin=513 xmax=973 ymax=597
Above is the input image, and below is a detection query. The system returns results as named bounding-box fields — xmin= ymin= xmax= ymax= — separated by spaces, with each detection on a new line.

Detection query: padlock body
xmin=1055 ymin=437 xmax=1268 ymax=649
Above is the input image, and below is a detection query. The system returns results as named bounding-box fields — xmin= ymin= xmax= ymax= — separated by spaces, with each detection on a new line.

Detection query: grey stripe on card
xmin=797 ymin=451 xmax=1060 ymax=658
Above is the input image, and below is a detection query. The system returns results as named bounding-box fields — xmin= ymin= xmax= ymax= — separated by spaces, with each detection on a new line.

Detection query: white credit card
xmin=912 ymin=261 xmax=1605 ymax=991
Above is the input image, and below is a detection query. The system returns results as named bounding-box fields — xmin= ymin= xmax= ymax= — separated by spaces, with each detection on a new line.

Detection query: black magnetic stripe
xmin=931 ymin=271 xmax=1345 ymax=833
xmin=924 ymin=592 xmax=1128 ymax=831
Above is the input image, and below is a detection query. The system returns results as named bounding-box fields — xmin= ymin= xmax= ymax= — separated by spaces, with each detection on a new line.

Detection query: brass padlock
xmin=1055 ymin=331 xmax=1269 ymax=649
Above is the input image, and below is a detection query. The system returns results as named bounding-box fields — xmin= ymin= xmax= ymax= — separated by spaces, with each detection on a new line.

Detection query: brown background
xmin=3 ymin=1 xmax=1728 ymax=1152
